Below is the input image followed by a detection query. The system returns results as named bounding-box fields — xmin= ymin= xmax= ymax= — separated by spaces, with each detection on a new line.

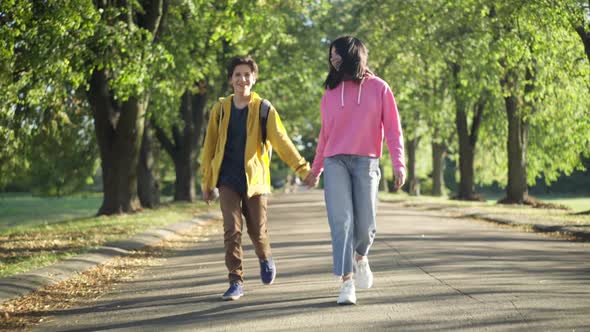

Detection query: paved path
xmin=33 ymin=190 xmax=590 ymax=331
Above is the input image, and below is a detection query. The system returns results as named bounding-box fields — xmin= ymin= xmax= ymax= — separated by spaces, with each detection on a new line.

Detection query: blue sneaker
xmin=221 ymin=281 xmax=243 ymax=300
xmin=259 ymin=257 xmax=276 ymax=285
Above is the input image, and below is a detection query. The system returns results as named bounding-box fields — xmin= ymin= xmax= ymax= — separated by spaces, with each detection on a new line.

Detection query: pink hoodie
xmin=310 ymin=75 xmax=405 ymax=177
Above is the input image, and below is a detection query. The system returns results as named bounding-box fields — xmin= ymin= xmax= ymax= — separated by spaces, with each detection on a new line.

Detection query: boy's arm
xmin=200 ymin=102 xmax=221 ymax=192
xmin=266 ymin=107 xmax=310 ymax=179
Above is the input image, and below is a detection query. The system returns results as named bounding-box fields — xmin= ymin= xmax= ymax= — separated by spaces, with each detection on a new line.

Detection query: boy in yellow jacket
xmin=201 ymin=56 xmax=310 ymax=300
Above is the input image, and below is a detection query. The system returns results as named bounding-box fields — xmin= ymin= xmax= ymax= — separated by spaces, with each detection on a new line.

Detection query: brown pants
xmin=219 ymin=186 xmax=272 ymax=283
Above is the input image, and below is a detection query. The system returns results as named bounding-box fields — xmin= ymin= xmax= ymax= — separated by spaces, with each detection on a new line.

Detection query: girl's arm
xmin=382 ymin=86 xmax=406 ymax=173
xmin=310 ymin=94 xmax=328 ymax=178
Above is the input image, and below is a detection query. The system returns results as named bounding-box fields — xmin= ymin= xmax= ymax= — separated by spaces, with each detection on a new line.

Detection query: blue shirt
xmin=217 ymin=102 xmax=248 ymax=193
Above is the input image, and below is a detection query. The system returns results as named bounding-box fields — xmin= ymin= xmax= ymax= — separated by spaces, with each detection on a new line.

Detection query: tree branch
xmin=152 ymin=122 xmax=175 ymax=156
xmin=470 ymin=90 xmax=487 ymax=147
xmin=575 ymin=25 xmax=590 ymax=62
xmin=153 ymin=0 xmax=169 ymax=42
xmin=137 ymin=0 xmax=165 ymax=40
xmin=172 ymin=125 xmax=182 ymax=150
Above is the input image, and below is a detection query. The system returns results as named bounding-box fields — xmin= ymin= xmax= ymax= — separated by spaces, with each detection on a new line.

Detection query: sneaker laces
xmin=341 ymin=279 xmax=354 ymax=290
xmin=261 ymin=260 xmax=273 ymax=272
xmin=356 ymin=259 xmax=368 ymax=272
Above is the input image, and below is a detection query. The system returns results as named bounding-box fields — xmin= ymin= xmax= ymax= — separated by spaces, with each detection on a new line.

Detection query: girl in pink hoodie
xmin=304 ymin=36 xmax=406 ymax=305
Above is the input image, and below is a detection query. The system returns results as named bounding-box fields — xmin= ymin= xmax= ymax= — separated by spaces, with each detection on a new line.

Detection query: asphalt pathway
xmin=32 ymin=190 xmax=590 ymax=331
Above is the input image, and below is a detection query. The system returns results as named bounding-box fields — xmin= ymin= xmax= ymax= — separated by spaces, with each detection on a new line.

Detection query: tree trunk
xmin=137 ymin=120 xmax=160 ymax=208
xmin=88 ymin=69 xmax=147 ymax=215
xmin=504 ymin=92 xmax=529 ymax=203
xmin=404 ymin=137 xmax=420 ymax=196
xmin=499 ymin=64 xmax=533 ymax=205
xmin=171 ymin=90 xmax=196 ymax=202
xmin=574 ymin=25 xmax=590 ymax=63
xmin=86 ymin=0 xmax=164 ymax=215
xmin=155 ymin=84 xmax=207 ymax=202
xmin=173 ymin=154 xmax=194 ymax=201
xmin=452 ymin=63 xmax=486 ymax=201
xmin=456 ymin=106 xmax=475 ymax=200
xmin=431 ymin=141 xmax=446 ymax=196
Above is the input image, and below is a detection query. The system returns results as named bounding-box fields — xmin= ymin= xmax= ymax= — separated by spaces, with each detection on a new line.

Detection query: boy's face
xmin=230 ymin=64 xmax=256 ymax=94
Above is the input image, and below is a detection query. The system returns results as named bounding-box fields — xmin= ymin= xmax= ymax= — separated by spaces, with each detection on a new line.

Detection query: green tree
xmin=28 ymin=95 xmax=98 ymax=196
xmin=491 ymin=2 xmax=590 ymax=204
xmin=0 ymin=0 xmax=98 ymax=192
xmin=442 ymin=0 xmax=500 ymax=200
xmin=559 ymin=0 xmax=590 ymax=62
xmin=149 ymin=1 xmax=231 ymax=203
xmin=86 ymin=0 xmax=171 ymax=214
xmin=320 ymin=0 xmax=431 ymax=195
xmin=244 ymin=1 xmax=329 ymax=185
xmin=348 ymin=0 xmax=458 ymax=196
xmin=148 ymin=1 xmax=327 ymax=201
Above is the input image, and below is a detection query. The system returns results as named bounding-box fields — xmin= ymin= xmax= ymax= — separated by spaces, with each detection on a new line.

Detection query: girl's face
xmin=230 ymin=64 xmax=256 ymax=94
xmin=330 ymin=47 xmax=342 ymax=71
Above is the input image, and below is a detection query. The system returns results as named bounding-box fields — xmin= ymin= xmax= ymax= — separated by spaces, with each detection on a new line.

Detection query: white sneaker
xmin=354 ymin=257 xmax=373 ymax=289
xmin=337 ymin=279 xmax=356 ymax=305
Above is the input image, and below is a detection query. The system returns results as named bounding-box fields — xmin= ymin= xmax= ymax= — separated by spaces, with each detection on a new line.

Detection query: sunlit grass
xmin=0 ymin=195 xmax=215 ymax=277
xmin=533 ymin=195 xmax=590 ymax=213
xmin=1 ymin=252 xmax=77 ymax=277
xmin=378 ymin=192 xmax=590 ymax=225
xmin=0 ymin=193 xmax=102 ymax=230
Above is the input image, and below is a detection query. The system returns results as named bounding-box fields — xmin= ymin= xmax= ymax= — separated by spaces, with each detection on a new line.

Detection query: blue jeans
xmin=323 ymin=155 xmax=381 ymax=277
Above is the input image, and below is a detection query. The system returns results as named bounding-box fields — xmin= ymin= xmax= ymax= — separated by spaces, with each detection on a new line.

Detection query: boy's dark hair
xmin=324 ymin=36 xmax=373 ymax=90
xmin=227 ymin=55 xmax=258 ymax=80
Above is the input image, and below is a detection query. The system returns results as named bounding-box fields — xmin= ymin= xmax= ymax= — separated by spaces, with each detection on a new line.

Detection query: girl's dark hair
xmin=227 ymin=55 xmax=258 ymax=79
xmin=324 ymin=36 xmax=372 ymax=90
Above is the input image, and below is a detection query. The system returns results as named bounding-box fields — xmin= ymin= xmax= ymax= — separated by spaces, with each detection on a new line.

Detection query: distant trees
xmin=1 ymin=0 xmax=588 ymax=212
xmin=1 ymin=0 xmax=327 ymax=214
xmin=326 ymin=0 xmax=590 ymax=203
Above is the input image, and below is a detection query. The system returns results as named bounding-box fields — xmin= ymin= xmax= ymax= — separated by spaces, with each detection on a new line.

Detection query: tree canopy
xmin=1 ymin=0 xmax=589 ymax=211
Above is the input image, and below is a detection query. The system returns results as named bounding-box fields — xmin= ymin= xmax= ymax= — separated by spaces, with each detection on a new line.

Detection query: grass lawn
xmin=0 ymin=193 xmax=213 ymax=278
xmin=378 ymin=192 xmax=590 ymax=226
xmin=532 ymin=194 xmax=590 ymax=213
xmin=0 ymin=193 xmax=102 ymax=230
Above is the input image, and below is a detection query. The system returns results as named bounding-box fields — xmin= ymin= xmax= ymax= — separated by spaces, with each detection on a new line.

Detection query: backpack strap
xmin=218 ymin=98 xmax=271 ymax=153
xmin=260 ymin=99 xmax=271 ymax=144
xmin=216 ymin=101 xmax=225 ymax=136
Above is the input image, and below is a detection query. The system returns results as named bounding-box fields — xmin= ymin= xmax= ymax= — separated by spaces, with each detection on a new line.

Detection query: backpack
xmin=218 ymin=99 xmax=272 ymax=158
xmin=259 ymin=99 xmax=272 ymax=159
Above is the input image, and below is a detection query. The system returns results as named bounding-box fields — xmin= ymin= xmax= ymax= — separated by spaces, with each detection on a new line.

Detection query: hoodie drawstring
xmin=340 ymin=79 xmax=364 ymax=110
xmin=357 ymin=78 xmax=363 ymax=105
xmin=341 ymin=81 xmax=345 ymax=109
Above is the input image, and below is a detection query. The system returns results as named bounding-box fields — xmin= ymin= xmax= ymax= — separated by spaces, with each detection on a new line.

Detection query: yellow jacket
xmin=200 ymin=92 xmax=310 ymax=197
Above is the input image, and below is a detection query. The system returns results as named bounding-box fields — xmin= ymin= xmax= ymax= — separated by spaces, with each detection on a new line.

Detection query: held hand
xmin=303 ymin=173 xmax=319 ymax=188
xmin=394 ymin=169 xmax=406 ymax=190
xmin=202 ymin=190 xmax=213 ymax=205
